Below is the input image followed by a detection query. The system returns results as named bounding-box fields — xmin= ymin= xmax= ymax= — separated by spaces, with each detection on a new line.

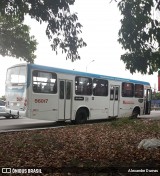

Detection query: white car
xmin=0 ymin=100 xmax=11 ymax=119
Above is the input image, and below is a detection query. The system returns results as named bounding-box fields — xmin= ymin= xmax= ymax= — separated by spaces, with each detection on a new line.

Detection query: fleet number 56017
xmin=34 ymin=99 xmax=48 ymax=103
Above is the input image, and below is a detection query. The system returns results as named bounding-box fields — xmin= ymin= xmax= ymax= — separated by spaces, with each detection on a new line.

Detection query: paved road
xmin=139 ymin=110 xmax=160 ymax=120
xmin=0 ymin=117 xmax=58 ymax=131
xmin=0 ymin=110 xmax=160 ymax=132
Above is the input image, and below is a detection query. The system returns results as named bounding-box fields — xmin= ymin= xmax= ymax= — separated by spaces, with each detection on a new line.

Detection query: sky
xmin=0 ymin=0 xmax=158 ymax=96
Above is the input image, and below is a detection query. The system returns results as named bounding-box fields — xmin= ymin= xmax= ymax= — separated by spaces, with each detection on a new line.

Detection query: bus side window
xmin=93 ymin=79 xmax=108 ymax=96
xmin=59 ymin=81 xmax=64 ymax=99
xmin=33 ymin=84 xmax=37 ymax=92
xmin=37 ymin=83 xmax=42 ymax=93
xmin=66 ymin=82 xmax=71 ymax=99
xmin=122 ymin=82 xmax=134 ymax=97
xmin=75 ymin=76 xmax=92 ymax=95
xmin=115 ymin=87 xmax=119 ymax=100
xmin=135 ymin=84 xmax=144 ymax=98
xmin=110 ymin=87 xmax=114 ymax=100
xmin=53 ymin=80 xmax=57 ymax=93
xmin=32 ymin=70 xmax=57 ymax=94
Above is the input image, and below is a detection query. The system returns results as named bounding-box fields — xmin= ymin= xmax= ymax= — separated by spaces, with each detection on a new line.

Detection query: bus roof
xmin=8 ymin=63 xmax=151 ymax=86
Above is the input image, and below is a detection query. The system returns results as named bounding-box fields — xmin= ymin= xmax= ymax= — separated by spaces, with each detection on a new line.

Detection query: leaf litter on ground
xmin=0 ymin=118 xmax=160 ymax=175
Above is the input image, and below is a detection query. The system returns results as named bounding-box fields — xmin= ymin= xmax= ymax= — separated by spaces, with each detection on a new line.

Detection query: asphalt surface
xmin=0 ymin=110 xmax=160 ymax=132
xmin=0 ymin=117 xmax=59 ymax=131
xmin=138 ymin=110 xmax=160 ymax=120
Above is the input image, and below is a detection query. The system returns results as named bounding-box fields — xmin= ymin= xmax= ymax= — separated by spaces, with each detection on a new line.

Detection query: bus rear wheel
xmin=12 ymin=115 xmax=19 ymax=119
xmin=131 ymin=109 xmax=139 ymax=119
xmin=5 ymin=115 xmax=11 ymax=119
xmin=75 ymin=109 xmax=87 ymax=124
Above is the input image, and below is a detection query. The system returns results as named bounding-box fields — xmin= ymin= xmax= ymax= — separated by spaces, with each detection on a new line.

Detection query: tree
xmin=0 ymin=15 xmax=37 ymax=63
xmin=115 ymin=0 xmax=160 ymax=74
xmin=152 ymin=92 xmax=160 ymax=100
xmin=0 ymin=95 xmax=6 ymax=101
xmin=0 ymin=0 xmax=86 ymax=63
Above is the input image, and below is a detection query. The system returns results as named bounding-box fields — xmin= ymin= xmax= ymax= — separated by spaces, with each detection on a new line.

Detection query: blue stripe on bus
xmin=27 ymin=64 xmax=150 ymax=87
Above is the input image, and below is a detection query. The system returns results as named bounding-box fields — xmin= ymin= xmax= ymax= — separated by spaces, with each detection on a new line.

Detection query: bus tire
xmin=12 ymin=115 xmax=19 ymax=119
xmin=5 ymin=115 xmax=11 ymax=119
xmin=131 ymin=109 xmax=139 ymax=119
xmin=75 ymin=109 xmax=87 ymax=124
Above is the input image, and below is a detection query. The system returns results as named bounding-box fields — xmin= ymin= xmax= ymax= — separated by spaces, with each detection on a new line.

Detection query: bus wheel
xmin=131 ymin=109 xmax=139 ymax=119
xmin=5 ymin=115 xmax=11 ymax=119
xmin=75 ymin=109 xmax=87 ymax=124
xmin=12 ymin=115 xmax=19 ymax=119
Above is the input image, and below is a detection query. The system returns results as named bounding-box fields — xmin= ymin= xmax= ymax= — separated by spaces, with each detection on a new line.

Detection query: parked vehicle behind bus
xmin=0 ymin=100 xmax=11 ymax=118
xmin=5 ymin=63 xmax=152 ymax=123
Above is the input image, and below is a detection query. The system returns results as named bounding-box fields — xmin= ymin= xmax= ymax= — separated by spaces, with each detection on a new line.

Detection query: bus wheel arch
xmin=75 ymin=107 xmax=89 ymax=124
xmin=131 ymin=106 xmax=140 ymax=119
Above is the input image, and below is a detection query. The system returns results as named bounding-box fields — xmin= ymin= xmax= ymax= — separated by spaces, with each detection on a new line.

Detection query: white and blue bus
xmin=5 ymin=63 xmax=151 ymax=122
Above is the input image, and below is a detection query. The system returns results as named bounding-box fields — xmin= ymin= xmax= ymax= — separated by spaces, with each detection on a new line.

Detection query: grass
xmin=110 ymin=117 xmax=160 ymax=133
xmin=109 ymin=117 xmax=136 ymax=127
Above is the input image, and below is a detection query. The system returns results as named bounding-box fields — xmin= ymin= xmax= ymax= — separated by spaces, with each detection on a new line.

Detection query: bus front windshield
xmin=6 ymin=66 xmax=27 ymax=85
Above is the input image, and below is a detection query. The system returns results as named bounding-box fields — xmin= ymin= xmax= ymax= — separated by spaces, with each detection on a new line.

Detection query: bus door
xmin=145 ymin=89 xmax=152 ymax=114
xmin=109 ymin=85 xmax=120 ymax=117
xmin=59 ymin=80 xmax=72 ymax=120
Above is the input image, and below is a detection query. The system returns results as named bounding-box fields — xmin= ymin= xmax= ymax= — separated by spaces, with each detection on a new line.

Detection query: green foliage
xmin=0 ymin=15 xmax=37 ymax=63
xmin=0 ymin=95 xmax=6 ymax=101
xmin=115 ymin=0 xmax=160 ymax=74
xmin=152 ymin=92 xmax=160 ymax=99
xmin=0 ymin=0 xmax=86 ymax=62
xmin=110 ymin=117 xmax=160 ymax=133
xmin=110 ymin=117 xmax=136 ymax=127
